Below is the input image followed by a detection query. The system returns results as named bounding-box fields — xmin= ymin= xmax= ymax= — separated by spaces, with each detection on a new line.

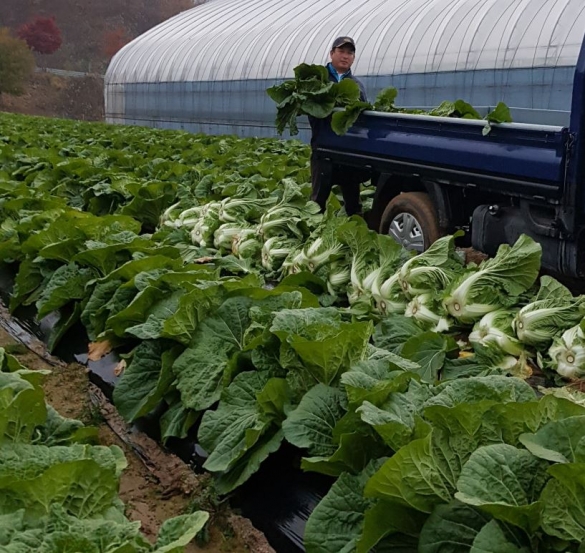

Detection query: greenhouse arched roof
xmin=105 ymin=0 xmax=585 ymax=86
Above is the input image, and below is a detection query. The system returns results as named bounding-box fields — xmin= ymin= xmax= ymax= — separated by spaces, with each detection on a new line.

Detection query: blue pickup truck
xmin=313 ymin=42 xmax=585 ymax=278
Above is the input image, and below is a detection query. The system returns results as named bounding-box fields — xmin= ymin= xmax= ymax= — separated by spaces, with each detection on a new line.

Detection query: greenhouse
xmin=105 ymin=0 xmax=585 ymax=139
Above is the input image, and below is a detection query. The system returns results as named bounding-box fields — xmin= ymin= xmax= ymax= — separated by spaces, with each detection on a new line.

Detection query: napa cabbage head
xmin=371 ymin=271 xmax=408 ymax=315
xmin=190 ymin=202 xmax=222 ymax=248
xmin=404 ymin=293 xmax=451 ymax=332
xmin=469 ymin=309 xmax=524 ymax=358
xmin=256 ymin=179 xmax=321 ymax=240
xmin=325 ymin=261 xmax=351 ymax=297
xmin=163 ymin=203 xmax=209 ymax=229
xmin=443 ymin=234 xmax=541 ymax=324
xmin=289 ymin=202 xmax=348 ymax=274
xmin=232 ymin=228 xmax=261 ymax=258
xmin=257 ymin=206 xmax=304 ymax=240
xmin=213 ymin=223 xmax=251 ymax=252
xmin=291 ymin=235 xmax=347 ymax=274
xmin=261 ymin=237 xmax=301 ymax=273
xmin=468 ymin=310 xmax=531 ymax=378
xmin=398 ymin=233 xmax=464 ymax=298
xmin=548 ymin=323 xmax=585 ymax=380
xmin=160 ymin=201 xmax=184 ymax=226
xmin=513 ymin=276 xmax=585 ymax=349
xmin=218 ymin=196 xmax=276 ymax=223
xmin=338 ymin=218 xmax=402 ymax=307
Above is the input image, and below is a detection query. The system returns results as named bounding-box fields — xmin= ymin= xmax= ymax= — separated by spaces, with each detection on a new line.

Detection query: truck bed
xmin=314 ymin=110 xmax=570 ymax=200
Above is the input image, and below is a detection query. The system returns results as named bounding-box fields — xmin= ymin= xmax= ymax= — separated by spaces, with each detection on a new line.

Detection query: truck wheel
xmin=379 ymin=192 xmax=442 ymax=252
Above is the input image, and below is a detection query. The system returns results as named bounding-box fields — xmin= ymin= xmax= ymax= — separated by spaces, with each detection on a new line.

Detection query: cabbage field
xmin=0 ymin=346 xmax=209 ymax=552
xmin=2 ymin=112 xmax=585 ymax=552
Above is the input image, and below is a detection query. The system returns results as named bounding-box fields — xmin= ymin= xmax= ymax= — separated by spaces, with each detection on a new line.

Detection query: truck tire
xmin=379 ymin=192 xmax=442 ymax=252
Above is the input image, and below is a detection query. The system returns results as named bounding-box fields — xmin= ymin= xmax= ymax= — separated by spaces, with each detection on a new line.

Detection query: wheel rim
xmin=387 ymin=213 xmax=425 ymax=252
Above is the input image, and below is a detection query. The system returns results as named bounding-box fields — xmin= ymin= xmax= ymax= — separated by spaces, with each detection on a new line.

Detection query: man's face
xmin=330 ymin=45 xmax=355 ymax=73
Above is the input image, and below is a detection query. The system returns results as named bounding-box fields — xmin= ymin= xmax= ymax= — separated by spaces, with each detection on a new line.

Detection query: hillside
xmin=0 ymin=0 xmax=202 ymax=120
xmin=0 ymin=0 xmax=200 ymax=73
xmin=0 ymin=73 xmax=105 ymax=121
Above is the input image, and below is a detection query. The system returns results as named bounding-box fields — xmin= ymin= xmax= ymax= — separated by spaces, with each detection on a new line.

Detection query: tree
xmin=17 ymin=16 xmax=62 ymax=56
xmin=101 ymin=27 xmax=130 ymax=59
xmin=0 ymin=28 xmax=35 ymax=97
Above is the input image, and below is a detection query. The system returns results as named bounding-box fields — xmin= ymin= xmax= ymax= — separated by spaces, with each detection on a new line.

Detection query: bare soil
xmin=459 ymin=247 xmax=488 ymax=266
xmin=0 ymin=325 xmax=275 ymax=553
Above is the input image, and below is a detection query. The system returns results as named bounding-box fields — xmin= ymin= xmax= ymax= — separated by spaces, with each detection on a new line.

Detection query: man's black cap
xmin=331 ymin=36 xmax=356 ymax=50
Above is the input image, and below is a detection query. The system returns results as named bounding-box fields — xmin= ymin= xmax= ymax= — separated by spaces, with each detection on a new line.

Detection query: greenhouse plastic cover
xmin=106 ymin=0 xmax=585 ymax=84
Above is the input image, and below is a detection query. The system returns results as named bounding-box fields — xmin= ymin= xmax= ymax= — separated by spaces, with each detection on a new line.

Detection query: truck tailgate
xmin=316 ymin=111 xmax=569 ymax=197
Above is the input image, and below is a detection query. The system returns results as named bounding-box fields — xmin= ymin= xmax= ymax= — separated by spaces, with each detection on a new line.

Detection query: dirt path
xmin=0 ymin=325 xmax=275 ymax=553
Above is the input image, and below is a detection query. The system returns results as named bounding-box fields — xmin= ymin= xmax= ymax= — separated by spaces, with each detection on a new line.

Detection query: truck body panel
xmin=317 ymin=112 xmax=569 ymax=194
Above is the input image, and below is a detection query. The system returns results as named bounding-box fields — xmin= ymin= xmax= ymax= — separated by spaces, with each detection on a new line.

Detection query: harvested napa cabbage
xmin=338 ymin=218 xmax=403 ymax=308
xmin=261 ymin=237 xmax=301 ymax=274
xmin=443 ymin=234 xmax=541 ymax=324
xmin=398 ymin=234 xmax=464 ymax=298
xmin=513 ymin=276 xmax=585 ymax=349
xmin=469 ymin=309 xmax=531 ymax=378
xmin=405 ymin=293 xmax=451 ymax=332
xmin=547 ymin=323 xmax=585 ymax=380
xmin=469 ymin=309 xmax=525 ymax=358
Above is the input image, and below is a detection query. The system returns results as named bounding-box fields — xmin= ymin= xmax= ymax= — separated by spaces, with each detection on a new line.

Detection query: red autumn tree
xmin=102 ymin=27 xmax=130 ymax=59
xmin=17 ymin=16 xmax=62 ymax=56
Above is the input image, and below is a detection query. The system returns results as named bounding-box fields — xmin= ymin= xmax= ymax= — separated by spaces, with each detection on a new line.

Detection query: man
xmin=309 ymin=36 xmax=369 ymax=216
